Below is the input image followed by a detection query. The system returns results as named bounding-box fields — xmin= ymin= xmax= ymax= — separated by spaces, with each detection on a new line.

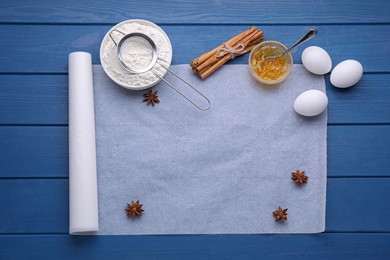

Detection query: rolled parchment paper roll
xmin=68 ymin=52 xmax=99 ymax=234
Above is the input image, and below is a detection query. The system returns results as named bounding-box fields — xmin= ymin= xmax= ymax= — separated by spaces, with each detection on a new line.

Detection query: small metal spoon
xmin=266 ymin=28 xmax=317 ymax=59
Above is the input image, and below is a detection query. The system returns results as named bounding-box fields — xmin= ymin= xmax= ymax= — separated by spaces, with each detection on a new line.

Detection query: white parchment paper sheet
xmin=92 ymin=64 xmax=327 ymax=234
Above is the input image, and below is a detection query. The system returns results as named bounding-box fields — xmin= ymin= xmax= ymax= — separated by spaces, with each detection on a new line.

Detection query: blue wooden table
xmin=1 ymin=1 xmax=390 ymax=259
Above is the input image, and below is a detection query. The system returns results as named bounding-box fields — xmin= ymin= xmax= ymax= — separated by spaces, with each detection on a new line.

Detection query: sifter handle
xmin=109 ymin=29 xmax=126 ymax=46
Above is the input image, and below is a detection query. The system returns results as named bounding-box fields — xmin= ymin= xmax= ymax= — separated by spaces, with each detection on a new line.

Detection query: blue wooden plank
xmin=0 ymin=179 xmax=68 ymax=234
xmin=0 ymin=75 xmax=68 ymax=125
xmin=0 ymin=234 xmax=390 ymax=260
xmin=326 ymin=178 xmax=390 ymax=232
xmin=325 ymin=74 xmax=390 ymax=124
xmin=327 ymin=125 xmax=390 ymax=178
xmin=0 ymin=234 xmax=390 ymax=259
xmin=0 ymin=25 xmax=389 ymax=73
xmin=1 ymin=73 xmax=389 ymax=125
xmin=1 ymin=178 xmax=390 ymax=234
xmin=0 ymin=0 xmax=389 ymax=24
xmin=0 ymin=0 xmax=387 ymax=257
xmin=1 ymin=125 xmax=388 ymax=178
xmin=0 ymin=127 xmax=68 ymax=178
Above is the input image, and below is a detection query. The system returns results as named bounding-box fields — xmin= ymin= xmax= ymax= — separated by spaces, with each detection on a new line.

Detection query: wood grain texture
xmin=0 ymin=179 xmax=68 ymax=234
xmin=328 ymin=126 xmax=390 ymax=178
xmin=325 ymin=74 xmax=390 ymax=124
xmin=0 ymin=233 xmax=390 ymax=259
xmin=0 ymin=0 xmax=389 ymax=24
xmin=0 ymin=178 xmax=390 ymax=234
xmin=0 ymin=25 xmax=389 ymax=73
xmin=0 ymin=75 xmax=68 ymax=125
xmin=0 ymin=127 xmax=68 ymax=178
xmin=1 ymin=73 xmax=389 ymax=125
xmin=1 ymin=179 xmax=390 ymax=234
xmin=0 ymin=125 xmax=388 ymax=178
xmin=0 ymin=0 xmax=389 ymax=256
xmin=326 ymin=178 xmax=390 ymax=232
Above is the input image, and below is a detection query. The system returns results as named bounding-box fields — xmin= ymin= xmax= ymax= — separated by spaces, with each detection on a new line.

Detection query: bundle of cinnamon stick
xmin=190 ymin=27 xmax=263 ymax=80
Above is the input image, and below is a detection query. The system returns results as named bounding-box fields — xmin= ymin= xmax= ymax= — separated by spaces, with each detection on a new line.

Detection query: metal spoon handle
xmin=281 ymin=28 xmax=317 ymax=56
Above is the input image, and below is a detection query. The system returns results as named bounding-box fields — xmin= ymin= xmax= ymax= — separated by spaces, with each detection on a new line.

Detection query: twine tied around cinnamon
xmin=215 ymin=42 xmax=246 ymax=59
xmin=190 ymin=27 xmax=264 ymax=79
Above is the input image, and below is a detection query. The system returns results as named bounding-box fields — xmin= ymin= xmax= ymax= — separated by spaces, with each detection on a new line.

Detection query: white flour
xmin=102 ymin=22 xmax=172 ymax=88
xmin=119 ymin=36 xmax=153 ymax=70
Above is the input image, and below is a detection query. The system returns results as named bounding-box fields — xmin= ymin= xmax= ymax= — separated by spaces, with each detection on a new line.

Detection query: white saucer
xmin=100 ymin=19 xmax=173 ymax=90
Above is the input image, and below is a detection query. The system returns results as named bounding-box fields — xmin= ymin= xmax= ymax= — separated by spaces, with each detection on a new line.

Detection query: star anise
xmin=273 ymin=206 xmax=288 ymax=222
xmin=291 ymin=170 xmax=308 ymax=186
xmin=125 ymin=200 xmax=144 ymax=219
xmin=143 ymin=89 xmax=159 ymax=106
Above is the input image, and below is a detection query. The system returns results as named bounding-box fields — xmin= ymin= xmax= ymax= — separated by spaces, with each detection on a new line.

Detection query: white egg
xmin=302 ymin=46 xmax=332 ymax=75
xmin=330 ymin=60 xmax=363 ymax=88
xmin=294 ymin=89 xmax=328 ymax=116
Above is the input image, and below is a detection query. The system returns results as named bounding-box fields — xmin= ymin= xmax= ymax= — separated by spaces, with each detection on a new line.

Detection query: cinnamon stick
xmin=199 ymin=39 xmax=262 ymax=80
xmin=195 ymin=34 xmax=263 ymax=78
xmin=196 ymin=36 xmax=263 ymax=77
xmin=195 ymin=29 xmax=261 ymax=73
xmin=190 ymin=27 xmax=264 ymax=79
xmin=190 ymin=27 xmax=256 ymax=68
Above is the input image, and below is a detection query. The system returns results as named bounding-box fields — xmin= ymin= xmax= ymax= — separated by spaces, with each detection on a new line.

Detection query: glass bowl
xmin=248 ymin=41 xmax=293 ymax=86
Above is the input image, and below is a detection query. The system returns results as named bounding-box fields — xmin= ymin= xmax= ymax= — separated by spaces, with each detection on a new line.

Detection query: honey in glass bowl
xmin=249 ymin=41 xmax=293 ymax=85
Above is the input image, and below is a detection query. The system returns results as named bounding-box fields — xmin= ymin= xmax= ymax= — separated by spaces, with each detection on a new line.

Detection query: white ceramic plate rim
xmin=99 ymin=19 xmax=173 ymax=90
